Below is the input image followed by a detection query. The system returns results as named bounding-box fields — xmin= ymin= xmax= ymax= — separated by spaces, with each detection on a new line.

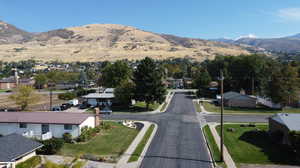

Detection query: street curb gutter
xmin=202 ymin=125 xmax=217 ymax=168
xmin=136 ymin=122 xmax=158 ymax=168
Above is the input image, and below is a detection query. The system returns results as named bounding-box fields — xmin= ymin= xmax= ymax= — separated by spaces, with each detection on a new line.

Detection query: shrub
xmin=77 ymin=126 xmax=99 ymax=142
xmin=101 ymin=122 xmax=112 ymax=130
xmin=63 ymin=133 xmax=72 ymax=143
xmin=16 ymin=156 xmax=41 ymax=168
xmin=58 ymin=92 xmax=76 ymax=100
xmin=37 ymin=138 xmax=64 ymax=155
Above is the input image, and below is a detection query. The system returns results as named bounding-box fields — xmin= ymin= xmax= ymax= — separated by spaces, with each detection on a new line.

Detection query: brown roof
xmin=0 ymin=112 xmax=93 ymax=125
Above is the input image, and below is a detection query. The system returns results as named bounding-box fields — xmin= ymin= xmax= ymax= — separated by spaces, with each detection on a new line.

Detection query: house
xmin=269 ymin=113 xmax=300 ymax=145
xmin=0 ymin=76 xmax=35 ymax=90
xmin=0 ymin=134 xmax=43 ymax=168
xmin=0 ymin=112 xmax=98 ymax=140
xmin=166 ymin=78 xmax=183 ymax=89
xmin=183 ymin=77 xmax=193 ymax=89
xmin=217 ymin=91 xmax=257 ymax=108
xmin=82 ymin=88 xmax=115 ymax=107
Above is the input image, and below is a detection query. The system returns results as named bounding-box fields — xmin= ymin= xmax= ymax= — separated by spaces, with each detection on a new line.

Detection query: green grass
xmin=71 ymin=161 xmax=86 ymax=168
xmin=16 ymin=156 xmax=41 ymax=168
xmin=43 ymin=161 xmax=68 ymax=168
xmin=160 ymin=102 xmax=168 ymax=112
xmin=203 ymin=125 xmax=221 ymax=162
xmin=202 ymin=102 xmax=300 ymax=114
xmin=0 ymin=89 xmax=9 ymax=93
xmin=112 ymin=101 xmax=160 ymax=113
xmin=128 ymin=124 xmax=155 ymax=162
xmin=193 ymin=101 xmax=201 ymax=112
xmin=59 ymin=121 xmax=139 ymax=159
xmin=216 ymin=124 xmax=299 ymax=165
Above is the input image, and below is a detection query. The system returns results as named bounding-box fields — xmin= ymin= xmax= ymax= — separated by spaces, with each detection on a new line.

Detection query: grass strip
xmin=128 ymin=124 xmax=155 ymax=162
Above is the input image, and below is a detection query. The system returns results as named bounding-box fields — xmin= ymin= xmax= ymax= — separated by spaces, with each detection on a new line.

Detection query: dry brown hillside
xmin=0 ymin=22 xmax=250 ymax=62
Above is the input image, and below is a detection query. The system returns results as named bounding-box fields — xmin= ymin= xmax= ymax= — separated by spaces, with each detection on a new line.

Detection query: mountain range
xmin=0 ymin=21 xmax=249 ymax=62
xmin=212 ymin=34 xmax=300 ymax=53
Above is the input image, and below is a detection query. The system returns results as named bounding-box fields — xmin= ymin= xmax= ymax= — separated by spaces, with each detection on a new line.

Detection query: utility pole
xmin=49 ymin=83 xmax=53 ymax=111
xmin=220 ymin=70 xmax=224 ymax=162
xmin=251 ymin=76 xmax=255 ymax=95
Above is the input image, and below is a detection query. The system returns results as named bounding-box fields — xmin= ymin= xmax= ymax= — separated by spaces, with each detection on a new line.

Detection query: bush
xmin=63 ymin=133 xmax=72 ymax=143
xmin=77 ymin=126 xmax=99 ymax=142
xmin=16 ymin=156 xmax=41 ymax=168
xmin=58 ymin=92 xmax=76 ymax=100
xmin=101 ymin=122 xmax=112 ymax=130
xmin=37 ymin=138 xmax=64 ymax=155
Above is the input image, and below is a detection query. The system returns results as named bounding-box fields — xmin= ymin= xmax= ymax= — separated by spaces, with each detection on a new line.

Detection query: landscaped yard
xmin=216 ymin=124 xmax=299 ymax=166
xmin=202 ymin=102 xmax=300 ymax=114
xmin=59 ymin=121 xmax=139 ymax=160
xmin=112 ymin=101 xmax=160 ymax=113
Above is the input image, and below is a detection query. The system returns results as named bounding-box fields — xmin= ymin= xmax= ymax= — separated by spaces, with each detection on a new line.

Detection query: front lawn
xmin=59 ymin=121 xmax=139 ymax=160
xmin=112 ymin=101 xmax=160 ymax=113
xmin=216 ymin=124 xmax=299 ymax=165
xmin=202 ymin=102 xmax=300 ymax=114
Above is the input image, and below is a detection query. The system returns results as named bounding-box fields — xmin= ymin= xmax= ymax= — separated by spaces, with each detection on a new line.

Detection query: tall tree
xmin=101 ymin=61 xmax=132 ymax=88
xmin=134 ymin=57 xmax=167 ymax=109
xmin=9 ymin=85 xmax=39 ymax=110
xmin=193 ymin=68 xmax=212 ymax=97
xmin=115 ymin=81 xmax=135 ymax=107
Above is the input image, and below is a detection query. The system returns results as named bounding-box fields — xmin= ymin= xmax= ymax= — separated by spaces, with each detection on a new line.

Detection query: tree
xmin=134 ymin=57 xmax=167 ymax=109
xmin=193 ymin=68 xmax=212 ymax=97
xmin=101 ymin=61 xmax=132 ymax=88
xmin=9 ymin=85 xmax=39 ymax=110
xmin=267 ymin=64 xmax=299 ymax=105
xmin=115 ymin=81 xmax=135 ymax=107
xmin=34 ymin=73 xmax=48 ymax=89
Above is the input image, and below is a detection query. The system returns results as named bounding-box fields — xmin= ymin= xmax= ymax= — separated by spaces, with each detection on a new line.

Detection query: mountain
xmin=210 ymin=33 xmax=300 ymax=53
xmin=0 ymin=21 xmax=33 ymax=44
xmin=0 ymin=22 xmax=250 ymax=62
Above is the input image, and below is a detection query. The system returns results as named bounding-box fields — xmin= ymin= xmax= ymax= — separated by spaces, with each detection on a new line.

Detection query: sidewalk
xmin=208 ymin=123 xmax=237 ymax=168
xmin=116 ymin=121 xmax=157 ymax=168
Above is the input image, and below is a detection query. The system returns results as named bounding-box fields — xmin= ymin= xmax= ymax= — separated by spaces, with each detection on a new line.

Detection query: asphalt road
xmin=108 ymin=93 xmax=213 ymax=168
xmin=105 ymin=92 xmax=269 ymax=168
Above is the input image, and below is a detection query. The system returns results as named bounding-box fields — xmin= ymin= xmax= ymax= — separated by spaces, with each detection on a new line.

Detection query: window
xmin=64 ymin=124 xmax=72 ymax=130
xmin=19 ymin=123 xmax=27 ymax=128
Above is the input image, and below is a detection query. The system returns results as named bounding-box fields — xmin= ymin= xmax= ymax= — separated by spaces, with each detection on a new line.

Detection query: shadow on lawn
xmin=239 ymin=130 xmax=299 ymax=165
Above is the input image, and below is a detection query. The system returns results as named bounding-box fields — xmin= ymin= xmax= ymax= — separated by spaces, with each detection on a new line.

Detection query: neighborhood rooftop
xmin=0 ymin=134 xmax=43 ymax=162
xmin=271 ymin=113 xmax=300 ymax=131
xmin=82 ymin=93 xmax=114 ymax=99
xmin=0 ymin=112 xmax=93 ymax=125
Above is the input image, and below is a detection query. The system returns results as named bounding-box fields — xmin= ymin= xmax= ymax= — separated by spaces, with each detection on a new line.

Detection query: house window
xmin=64 ymin=124 xmax=72 ymax=130
xmin=19 ymin=123 xmax=27 ymax=128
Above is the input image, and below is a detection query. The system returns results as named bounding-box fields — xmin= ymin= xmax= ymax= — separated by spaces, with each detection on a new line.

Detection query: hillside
xmin=0 ymin=22 xmax=250 ymax=62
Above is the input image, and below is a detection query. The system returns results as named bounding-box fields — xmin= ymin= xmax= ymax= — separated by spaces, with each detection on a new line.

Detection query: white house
xmin=0 ymin=112 xmax=97 ymax=140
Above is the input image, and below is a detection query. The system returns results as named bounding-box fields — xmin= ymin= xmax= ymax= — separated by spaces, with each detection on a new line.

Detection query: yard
xmin=59 ymin=121 xmax=139 ymax=160
xmin=111 ymin=101 xmax=160 ymax=113
xmin=216 ymin=124 xmax=299 ymax=166
xmin=202 ymin=102 xmax=300 ymax=114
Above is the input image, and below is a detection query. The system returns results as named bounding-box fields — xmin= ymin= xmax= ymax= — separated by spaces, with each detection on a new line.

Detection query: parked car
xmin=61 ymin=103 xmax=72 ymax=110
xmin=100 ymin=106 xmax=112 ymax=114
xmin=52 ymin=106 xmax=62 ymax=111
xmin=79 ymin=103 xmax=90 ymax=109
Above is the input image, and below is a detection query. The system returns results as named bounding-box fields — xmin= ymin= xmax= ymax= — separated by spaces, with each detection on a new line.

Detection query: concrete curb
xmin=116 ymin=121 xmax=158 ymax=168
xmin=201 ymin=125 xmax=216 ymax=168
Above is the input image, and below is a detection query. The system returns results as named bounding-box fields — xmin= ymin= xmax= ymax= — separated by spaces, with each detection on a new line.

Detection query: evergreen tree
xmin=134 ymin=57 xmax=167 ymax=109
xmin=193 ymin=68 xmax=212 ymax=97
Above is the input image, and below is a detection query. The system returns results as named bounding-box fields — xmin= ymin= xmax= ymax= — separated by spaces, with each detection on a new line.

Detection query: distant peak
xmin=235 ymin=34 xmax=257 ymax=40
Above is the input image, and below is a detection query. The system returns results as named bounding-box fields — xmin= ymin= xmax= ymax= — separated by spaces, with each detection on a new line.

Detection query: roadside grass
xmin=71 ymin=161 xmax=86 ymax=168
xmin=112 ymin=101 xmax=160 ymax=113
xmin=59 ymin=121 xmax=139 ymax=160
xmin=16 ymin=156 xmax=41 ymax=168
xmin=193 ymin=101 xmax=201 ymax=112
xmin=202 ymin=102 xmax=300 ymax=114
xmin=0 ymin=89 xmax=9 ymax=93
xmin=216 ymin=124 xmax=299 ymax=165
xmin=203 ymin=125 xmax=221 ymax=162
xmin=160 ymin=102 xmax=168 ymax=112
xmin=128 ymin=124 xmax=155 ymax=162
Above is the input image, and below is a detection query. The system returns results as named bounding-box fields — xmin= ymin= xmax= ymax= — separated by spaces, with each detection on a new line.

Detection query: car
xmin=79 ymin=103 xmax=90 ymax=109
xmin=52 ymin=106 xmax=62 ymax=111
xmin=100 ymin=106 xmax=112 ymax=114
xmin=61 ymin=103 xmax=72 ymax=110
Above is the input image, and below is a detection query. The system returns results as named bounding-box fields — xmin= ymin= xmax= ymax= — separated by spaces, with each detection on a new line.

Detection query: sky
xmin=1 ymin=0 xmax=300 ymax=39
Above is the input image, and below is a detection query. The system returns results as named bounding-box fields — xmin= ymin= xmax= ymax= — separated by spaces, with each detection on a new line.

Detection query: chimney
xmin=95 ymin=108 xmax=100 ymax=127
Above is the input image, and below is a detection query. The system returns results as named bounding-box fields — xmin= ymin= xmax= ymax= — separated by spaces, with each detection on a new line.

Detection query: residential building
xmin=269 ymin=113 xmax=300 ymax=145
xmin=0 ymin=134 xmax=43 ymax=168
xmin=217 ymin=91 xmax=257 ymax=108
xmin=82 ymin=88 xmax=115 ymax=107
xmin=0 ymin=112 xmax=97 ymax=140
xmin=0 ymin=77 xmax=35 ymax=90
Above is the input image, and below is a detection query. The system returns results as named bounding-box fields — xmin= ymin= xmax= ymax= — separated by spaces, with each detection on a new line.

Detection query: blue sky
xmin=1 ymin=0 xmax=300 ymax=39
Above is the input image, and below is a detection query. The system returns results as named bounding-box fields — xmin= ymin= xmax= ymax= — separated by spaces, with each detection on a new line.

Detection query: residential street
xmin=106 ymin=92 xmax=269 ymax=168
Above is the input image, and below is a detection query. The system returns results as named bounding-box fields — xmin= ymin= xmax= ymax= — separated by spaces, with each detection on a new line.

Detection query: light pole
xmin=219 ymin=70 xmax=224 ymax=162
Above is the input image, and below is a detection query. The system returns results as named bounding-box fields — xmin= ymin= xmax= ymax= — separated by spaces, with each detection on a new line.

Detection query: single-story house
xmin=83 ymin=88 xmax=115 ymax=107
xmin=269 ymin=113 xmax=300 ymax=145
xmin=217 ymin=91 xmax=257 ymax=108
xmin=0 ymin=112 xmax=97 ymax=140
xmin=0 ymin=77 xmax=35 ymax=90
xmin=0 ymin=134 xmax=43 ymax=168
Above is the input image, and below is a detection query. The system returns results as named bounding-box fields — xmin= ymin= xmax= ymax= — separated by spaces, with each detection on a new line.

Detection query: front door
xmin=41 ymin=124 xmax=49 ymax=134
